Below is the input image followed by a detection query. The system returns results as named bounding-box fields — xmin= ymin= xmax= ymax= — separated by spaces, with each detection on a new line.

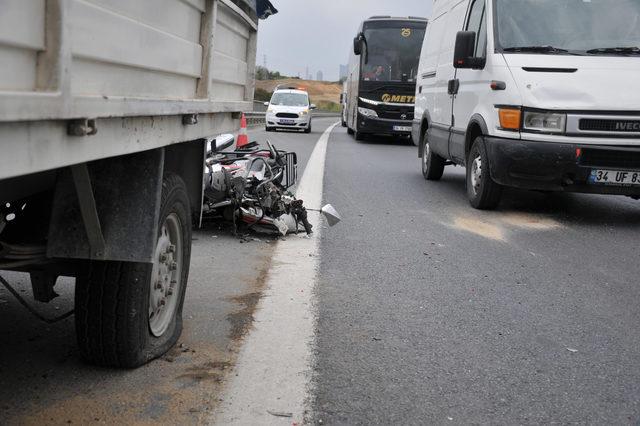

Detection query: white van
xmin=413 ymin=0 xmax=640 ymax=209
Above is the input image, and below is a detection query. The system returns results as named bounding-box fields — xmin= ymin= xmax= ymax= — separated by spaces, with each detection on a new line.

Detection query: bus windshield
xmin=361 ymin=21 xmax=426 ymax=82
xmin=495 ymin=0 xmax=640 ymax=53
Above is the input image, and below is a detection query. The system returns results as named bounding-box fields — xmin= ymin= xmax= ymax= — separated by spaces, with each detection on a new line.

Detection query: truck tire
xmin=466 ymin=137 xmax=502 ymax=210
xmin=421 ymin=133 xmax=445 ymax=180
xmin=75 ymin=174 xmax=191 ymax=368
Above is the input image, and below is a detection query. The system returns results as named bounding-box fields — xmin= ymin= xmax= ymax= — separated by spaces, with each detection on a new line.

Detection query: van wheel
xmin=347 ymin=127 xmax=354 ymax=135
xmin=75 ymin=174 xmax=191 ymax=368
xmin=355 ymin=130 xmax=366 ymax=141
xmin=421 ymin=134 xmax=445 ymax=180
xmin=466 ymin=137 xmax=502 ymax=210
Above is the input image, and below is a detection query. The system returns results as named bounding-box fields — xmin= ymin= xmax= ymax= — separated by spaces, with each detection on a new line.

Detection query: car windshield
xmin=361 ymin=21 xmax=426 ymax=82
xmin=270 ymin=92 xmax=309 ymax=107
xmin=495 ymin=0 xmax=640 ymax=53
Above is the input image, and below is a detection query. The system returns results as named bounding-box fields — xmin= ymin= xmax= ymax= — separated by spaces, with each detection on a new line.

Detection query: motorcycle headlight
xmin=358 ymin=107 xmax=378 ymax=118
xmin=523 ymin=110 xmax=566 ymax=133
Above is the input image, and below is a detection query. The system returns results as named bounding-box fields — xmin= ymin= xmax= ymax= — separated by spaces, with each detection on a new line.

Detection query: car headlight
xmin=523 ymin=110 xmax=566 ymax=133
xmin=300 ymin=109 xmax=309 ymax=116
xmin=267 ymin=108 xmax=274 ymax=113
xmin=358 ymin=107 xmax=378 ymax=118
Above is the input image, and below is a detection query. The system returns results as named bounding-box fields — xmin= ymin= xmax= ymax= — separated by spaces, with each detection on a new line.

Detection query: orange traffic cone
xmin=236 ymin=113 xmax=249 ymax=149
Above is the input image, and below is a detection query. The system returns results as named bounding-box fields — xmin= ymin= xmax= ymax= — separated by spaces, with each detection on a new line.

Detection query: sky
xmin=256 ymin=0 xmax=434 ymax=81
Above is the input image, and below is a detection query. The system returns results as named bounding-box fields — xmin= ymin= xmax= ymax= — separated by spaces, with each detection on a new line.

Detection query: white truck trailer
xmin=0 ymin=0 xmax=274 ymax=367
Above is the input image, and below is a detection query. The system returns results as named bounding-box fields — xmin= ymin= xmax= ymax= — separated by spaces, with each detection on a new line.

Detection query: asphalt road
xmin=313 ymin=126 xmax=640 ymax=424
xmin=2 ymin=118 xmax=640 ymax=424
xmin=0 ymin=120 xmax=331 ymax=425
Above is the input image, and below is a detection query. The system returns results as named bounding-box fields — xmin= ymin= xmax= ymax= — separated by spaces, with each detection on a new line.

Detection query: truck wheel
xmin=421 ymin=134 xmax=445 ymax=180
xmin=466 ymin=137 xmax=502 ymax=210
xmin=75 ymin=174 xmax=191 ymax=368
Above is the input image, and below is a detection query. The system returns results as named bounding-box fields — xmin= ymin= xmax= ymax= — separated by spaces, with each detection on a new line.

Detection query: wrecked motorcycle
xmin=203 ymin=135 xmax=339 ymax=236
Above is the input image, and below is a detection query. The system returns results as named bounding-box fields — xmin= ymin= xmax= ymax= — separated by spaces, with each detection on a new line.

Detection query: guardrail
xmin=244 ymin=111 xmax=341 ymax=128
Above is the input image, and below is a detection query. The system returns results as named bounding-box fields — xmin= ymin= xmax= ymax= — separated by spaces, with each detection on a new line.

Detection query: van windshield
xmin=495 ymin=0 xmax=640 ymax=54
xmin=361 ymin=21 xmax=426 ymax=82
xmin=270 ymin=92 xmax=309 ymax=107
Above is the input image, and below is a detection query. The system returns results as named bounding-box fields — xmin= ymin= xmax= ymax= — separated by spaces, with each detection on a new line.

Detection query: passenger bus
xmin=345 ymin=16 xmax=427 ymax=143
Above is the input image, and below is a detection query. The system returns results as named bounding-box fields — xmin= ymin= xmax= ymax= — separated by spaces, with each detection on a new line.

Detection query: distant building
xmin=316 ymin=70 xmax=324 ymax=81
xmin=339 ymin=64 xmax=348 ymax=80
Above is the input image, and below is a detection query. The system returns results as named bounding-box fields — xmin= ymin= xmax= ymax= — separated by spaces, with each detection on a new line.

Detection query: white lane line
xmin=213 ymin=122 xmax=339 ymax=425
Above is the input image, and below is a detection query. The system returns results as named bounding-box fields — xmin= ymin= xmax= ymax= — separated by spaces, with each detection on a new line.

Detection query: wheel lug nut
xmin=169 ymin=262 xmax=177 ymax=271
xmin=159 ymin=254 xmax=168 ymax=263
xmin=167 ymin=245 xmax=176 ymax=253
xmin=167 ymin=289 xmax=174 ymax=296
xmin=160 ymin=299 xmax=166 ymax=306
xmin=155 ymin=282 xmax=163 ymax=290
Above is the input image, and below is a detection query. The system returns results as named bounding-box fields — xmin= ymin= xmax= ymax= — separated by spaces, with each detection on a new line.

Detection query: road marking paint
xmin=212 ymin=122 xmax=339 ymax=425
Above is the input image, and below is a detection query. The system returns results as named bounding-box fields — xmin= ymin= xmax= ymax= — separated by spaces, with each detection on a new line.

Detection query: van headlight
xmin=523 ymin=110 xmax=566 ymax=133
xmin=300 ymin=109 xmax=309 ymax=116
xmin=358 ymin=107 xmax=378 ymax=118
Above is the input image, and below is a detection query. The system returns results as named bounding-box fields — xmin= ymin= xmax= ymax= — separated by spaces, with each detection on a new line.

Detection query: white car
xmin=265 ymin=88 xmax=316 ymax=133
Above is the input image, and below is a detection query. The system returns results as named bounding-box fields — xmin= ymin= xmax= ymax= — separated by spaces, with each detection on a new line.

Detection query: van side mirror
xmin=263 ymin=101 xmax=270 ymax=106
xmin=309 ymin=104 xmax=317 ymax=110
xmin=453 ymin=31 xmax=485 ymax=69
xmin=353 ymin=36 xmax=362 ymax=55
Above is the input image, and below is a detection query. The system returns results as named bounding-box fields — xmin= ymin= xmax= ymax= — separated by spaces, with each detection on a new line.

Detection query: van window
xmin=466 ymin=0 xmax=487 ymax=58
xmin=495 ymin=0 xmax=640 ymax=53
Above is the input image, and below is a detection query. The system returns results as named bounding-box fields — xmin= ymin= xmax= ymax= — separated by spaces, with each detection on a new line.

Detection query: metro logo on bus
xmin=381 ymin=94 xmax=415 ymax=103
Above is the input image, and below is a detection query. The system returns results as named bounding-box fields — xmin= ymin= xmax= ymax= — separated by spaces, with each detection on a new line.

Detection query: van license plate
xmin=279 ymin=119 xmax=295 ymax=125
xmin=393 ymin=126 xmax=412 ymax=132
xmin=589 ymin=169 xmax=640 ymax=186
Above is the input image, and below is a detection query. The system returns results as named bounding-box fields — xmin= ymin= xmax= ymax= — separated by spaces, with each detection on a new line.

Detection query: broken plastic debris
xmin=566 ymin=347 xmax=578 ymax=353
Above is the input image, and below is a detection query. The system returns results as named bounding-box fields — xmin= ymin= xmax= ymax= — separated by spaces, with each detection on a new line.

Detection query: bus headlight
xmin=358 ymin=107 xmax=378 ymax=118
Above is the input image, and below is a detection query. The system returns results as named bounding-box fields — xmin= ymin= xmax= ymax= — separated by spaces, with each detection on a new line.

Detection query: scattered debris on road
xmin=267 ymin=410 xmax=293 ymax=418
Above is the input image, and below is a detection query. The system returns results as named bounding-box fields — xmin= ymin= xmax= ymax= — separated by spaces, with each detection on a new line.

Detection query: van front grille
xmin=579 ymin=118 xmax=640 ymax=133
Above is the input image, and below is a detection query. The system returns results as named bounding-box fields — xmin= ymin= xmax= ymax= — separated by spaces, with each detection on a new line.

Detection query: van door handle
xmin=447 ymin=79 xmax=459 ymax=95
